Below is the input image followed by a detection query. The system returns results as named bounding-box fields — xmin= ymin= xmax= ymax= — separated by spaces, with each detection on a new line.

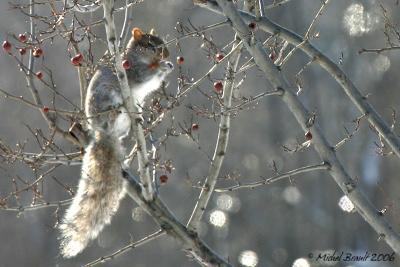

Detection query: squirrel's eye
xmin=147 ymin=40 xmax=156 ymax=52
xmin=149 ymin=45 xmax=157 ymax=53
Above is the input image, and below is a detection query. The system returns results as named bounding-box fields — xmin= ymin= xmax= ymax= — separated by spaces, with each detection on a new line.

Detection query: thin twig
xmin=280 ymin=0 xmax=330 ymax=67
xmin=1 ymin=199 xmax=72 ymax=212
xmin=265 ymin=0 xmax=296 ymax=9
xmin=119 ymin=0 xmax=133 ymax=48
xmin=66 ymin=0 xmax=102 ymax=13
xmin=227 ymin=89 xmax=282 ymax=112
xmin=165 ymin=20 xmax=229 ymax=47
xmin=258 ymin=0 xmax=265 ymax=17
xmin=359 ymin=46 xmax=400 ymax=54
xmin=216 ymin=163 xmax=329 ymax=192
xmin=84 ymin=230 xmax=165 ymax=267
xmin=0 ymin=88 xmax=78 ymax=116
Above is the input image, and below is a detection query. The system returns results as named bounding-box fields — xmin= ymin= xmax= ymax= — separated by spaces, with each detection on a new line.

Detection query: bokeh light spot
xmin=338 ymin=195 xmax=355 ymax=213
xmin=209 ymin=210 xmax=227 ymax=227
xmin=292 ymin=258 xmax=310 ymax=267
xmin=282 ymin=186 xmax=302 ymax=205
xmin=239 ymin=250 xmax=259 ymax=267
xmin=343 ymin=3 xmax=380 ymax=36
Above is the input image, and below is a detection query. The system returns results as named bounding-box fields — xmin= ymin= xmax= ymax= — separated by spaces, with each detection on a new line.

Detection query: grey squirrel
xmin=59 ymin=28 xmax=173 ymax=258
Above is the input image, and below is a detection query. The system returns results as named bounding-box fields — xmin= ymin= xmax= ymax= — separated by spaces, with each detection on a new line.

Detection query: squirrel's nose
xmin=160 ymin=61 xmax=174 ymax=72
xmin=166 ymin=61 xmax=174 ymax=70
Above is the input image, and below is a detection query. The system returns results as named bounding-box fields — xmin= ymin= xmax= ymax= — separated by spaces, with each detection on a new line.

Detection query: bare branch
xmin=66 ymin=0 xmax=102 ymax=13
xmin=119 ymin=0 xmax=134 ymax=48
xmin=0 ymin=87 xmax=78 ymax=116
xmin=265 ymin=0 xmax=297 ymax=9
xmin=164 ymin=20 xmax=229 ymax=47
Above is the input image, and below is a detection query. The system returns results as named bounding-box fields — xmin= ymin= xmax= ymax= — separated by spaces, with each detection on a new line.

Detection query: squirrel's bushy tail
xmin=59 ymin=132 xmax=126 ymax=258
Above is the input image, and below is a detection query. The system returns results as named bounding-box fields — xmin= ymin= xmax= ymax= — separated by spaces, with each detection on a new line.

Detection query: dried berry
xmin=192 ymin=123 xmax=199 ymax=131
xmin=71 ymin=53 xmax=83 ymax=66
xmin=122 ymin=59 xmax=131 ymax=70
xmin=32 ymin=47 xmax=43 ymax=58
xmin=159 ymin=175 xmax=168 ymax=184
xmin=2 ymin=41 xmax=11 ymax=53
xmin=213 ymin=81 xmax=223 ymax=93
xmin=215 ymin=53 xmax=224 ymax=62
xmin=18 ymin=34 xmax=27 ymax=43
xmin=305 ymin=131 xmax=312 ymax=141
xmin=35 ymin=71 xmax=43 ymax=79
xmin=176 ymin=56 xmax=184 ymax=65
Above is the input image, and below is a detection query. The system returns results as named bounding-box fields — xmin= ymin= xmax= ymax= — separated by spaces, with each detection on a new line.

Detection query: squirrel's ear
xmin=149 ymin=28 xmax=156 ymax=35
xmin=132 ymin=27 xmax=144 ymax=41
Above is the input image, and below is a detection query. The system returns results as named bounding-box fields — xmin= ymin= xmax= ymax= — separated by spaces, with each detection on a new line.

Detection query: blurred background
xmin=1 ymin=0 xmax=400 ymax=266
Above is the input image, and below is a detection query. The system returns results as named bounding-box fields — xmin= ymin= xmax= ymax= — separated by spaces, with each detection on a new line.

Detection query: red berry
xmin=122 ymin=59 xmax=131 ymax=70
xmin=18 ymin=34 xmax=27 ymax=43
xmin=19 ymin=48 xmax=26 ymax=55
xmin=215 ymin=53 xmax=224 ymax=62
xmin=305 ymin=131 xmax=312 ymax=141
xmin=2 ymin=41 xmax=11 ymax=53
xmin=269 ymin=52 xmax=276 ymax=61
xmin=176 ymin=56 xmax=184 ymax=65
xmin=248 ymin=22 xmax=256 ymax=30
xmin=35 ymin=71 xmax=43 ymax=79
xmin=71 ymin=53 xmax=83 ymax=66
xmin=191 ymin=123 xmax=199 ymax=131
xmin=32 ymin=47 xmax=43 ymax=58
xmin=213 ymin=81 xmax=223 ymax=93
xmin=43 ymin=106 xmax=49 ymax=113
xmin=159 ymin=175 xmax=168 ymax=184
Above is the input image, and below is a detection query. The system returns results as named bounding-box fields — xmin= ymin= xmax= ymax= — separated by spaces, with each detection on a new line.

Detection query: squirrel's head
xmin=127 ymin=28 xmax=169 ymax=59
xmin=125 ymin=28 xmax=170 ymax=65
xmin=124 ymin=27 xmax=173 ymax=103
